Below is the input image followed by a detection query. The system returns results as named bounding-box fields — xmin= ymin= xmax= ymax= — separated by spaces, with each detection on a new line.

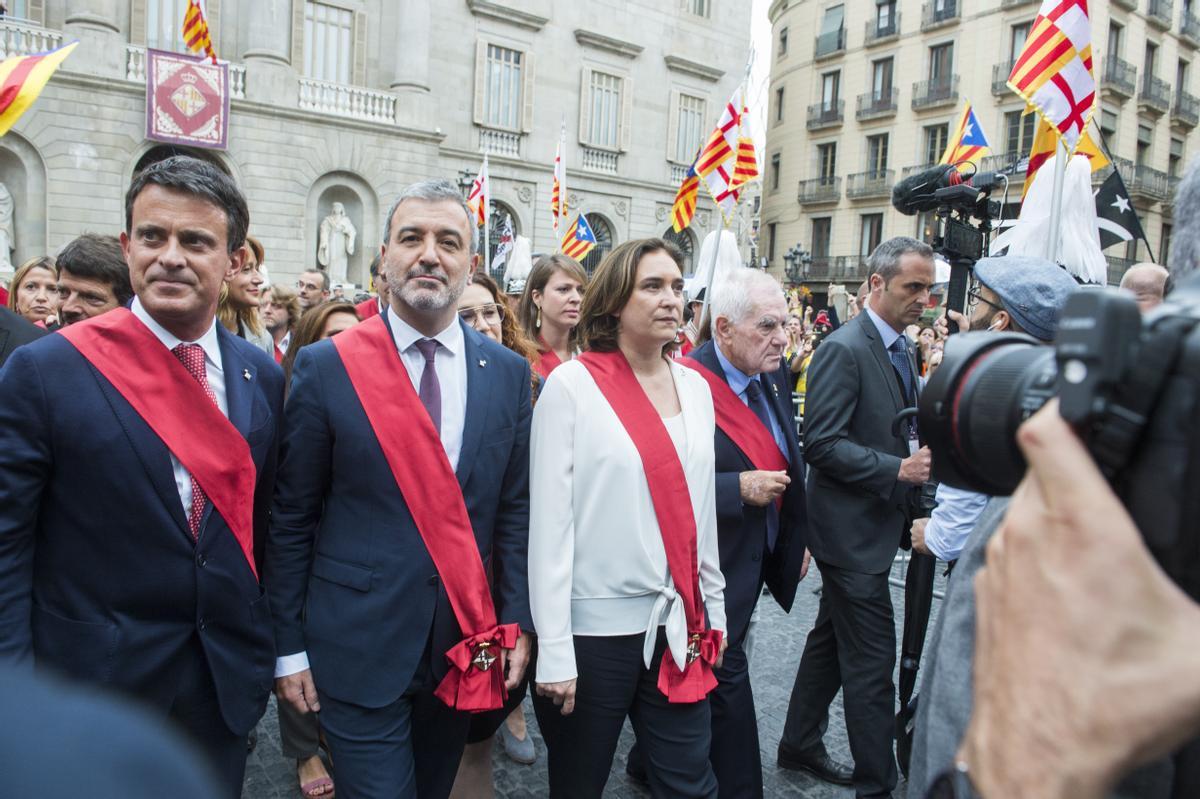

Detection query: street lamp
xmin=783 ymin=244 xmax=811 ymax=284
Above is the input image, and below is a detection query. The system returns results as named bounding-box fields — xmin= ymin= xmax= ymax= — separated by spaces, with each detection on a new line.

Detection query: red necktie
xmin=171 ymin=343 xmax=219 ymax=538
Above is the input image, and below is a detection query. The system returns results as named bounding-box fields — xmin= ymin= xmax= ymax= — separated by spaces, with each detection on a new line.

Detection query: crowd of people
xmin=1 ymin=152 xmax=1199 ymax=799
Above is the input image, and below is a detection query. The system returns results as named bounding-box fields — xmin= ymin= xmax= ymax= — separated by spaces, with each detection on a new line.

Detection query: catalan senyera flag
xmin=1007 ymin=0 xmax=1095 ymax=153
xmin=466 ymin=156 xmax=489 ymax=227
xmin=183 ymin=0 xmax=217 ymax=65
xmin=695 ymin=84 xmax=752 ymax=222
xmin=939 ymin=102 xmax=991 ymax=171
xmin=671 ymin=164 xmax=700 ymax=233
xmin=1023 ymin=115 xmax=1109 ymax=199
xmin=561 ymin=213 xmax=597 ymax=261
xmin=0 ymin=42 xmax=79 ymax=138
xmin=729 ymin=127 xmax=759 ymax=191
xmin=551 ymin=119 xmax=567 ymax=236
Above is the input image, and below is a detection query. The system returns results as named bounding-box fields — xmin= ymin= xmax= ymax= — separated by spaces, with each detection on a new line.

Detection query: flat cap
xmin=974 ymin=255 xmax=1079 ymax=342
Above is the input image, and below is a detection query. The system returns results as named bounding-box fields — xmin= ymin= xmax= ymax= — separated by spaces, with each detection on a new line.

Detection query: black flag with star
xmin=1094 ymin=169 xmax=1148 ymax=251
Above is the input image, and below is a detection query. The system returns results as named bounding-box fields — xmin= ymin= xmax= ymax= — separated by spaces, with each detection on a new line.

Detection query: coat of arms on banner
xmin=145 ymin=48 xmax=229 ymax=150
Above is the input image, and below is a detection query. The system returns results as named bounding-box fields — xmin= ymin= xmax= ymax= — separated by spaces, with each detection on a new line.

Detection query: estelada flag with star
xmin=1007 ymin=0 xmax=1095 ymax=154
xmin=938 ymin=101 xmax=990 ymax=172
xmin=561 ymin=213 xmax=597 ymax=260
xmin=0 ymin=41 xmax=78 ymax=137
xmin=1094 ymin=169 xmax=1148 ymax=252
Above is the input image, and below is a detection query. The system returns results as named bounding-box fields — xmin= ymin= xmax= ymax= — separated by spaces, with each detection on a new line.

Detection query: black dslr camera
xmin=918 ymin=276 xmax=1200 ymax=602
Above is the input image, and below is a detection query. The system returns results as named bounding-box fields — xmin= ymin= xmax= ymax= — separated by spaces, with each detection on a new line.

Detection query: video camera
xmin=891 ymin=163 xmax=1006 ymax=263
xmin=918 ymin=278 xmax=1200 ymax=602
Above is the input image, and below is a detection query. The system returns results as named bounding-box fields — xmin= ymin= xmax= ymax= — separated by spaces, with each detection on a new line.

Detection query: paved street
xmin=243 ymin=558 xmax=945 ymax=798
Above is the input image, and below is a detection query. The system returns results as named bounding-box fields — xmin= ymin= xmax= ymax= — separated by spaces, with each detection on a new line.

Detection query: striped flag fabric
xmin=1007 ymin=0 xmax=1095 ymax=153
xmin=729 ymin=129 xmax=758 ymax=191
xmin=466 ymin=156 xmax=489 ymax=227
xmin=561 ymin=213 xmax=597 ymax=261
xmin=695 ymin=84 xmax=750 ymax=222
xmin=1023 ymin=115 xmax=1108 ymax=199
xmin=671 ymin=164 xmax=700 ymax=233
xmin=939 ymin=101 xmax=991 ymax=171
xmin=183 ymin=0 xmax=217 ymax=65
xmin=0 ymin=41 xmax=78 ymax=138
xmin=551 ymin=119 xmax=567 ymax=236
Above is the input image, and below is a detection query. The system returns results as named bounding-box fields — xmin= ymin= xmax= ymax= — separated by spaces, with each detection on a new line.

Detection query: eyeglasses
xmin=459 ymin=303 xmax=505 ymax=325
xmin=967 ymin=286 xmax=1004 ymax=313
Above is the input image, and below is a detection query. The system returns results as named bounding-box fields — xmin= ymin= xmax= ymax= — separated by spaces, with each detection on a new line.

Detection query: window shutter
xmin=619 ymin=76 xmax=633 ymax=152
xmin=667 ymin=89 xmax=681 ymax=162
xmin=578 ymin=68 xmax=592 ymax=145
xmin=130 ymin=0 xmax=146 ymax=45
xmin=352 ymin=10 xmax=367 ymax=86
xmin=474 ymin=40 xmax=488 ymax=125
xmin=292 ymin=1 xmax=306 ymax=73
xmin=522 ymin=50 xmax=536 ymax=133
xmin=28 ymin=0 xmax=45 ymax=26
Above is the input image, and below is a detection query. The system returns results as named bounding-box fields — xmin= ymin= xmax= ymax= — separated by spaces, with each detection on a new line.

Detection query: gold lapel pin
xmin=242 ymin=369 xmax=251 ymax=381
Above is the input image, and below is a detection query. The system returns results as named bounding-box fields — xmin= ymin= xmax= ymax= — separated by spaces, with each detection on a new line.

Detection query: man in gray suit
xmin=777 ymin=237 xmax=934 ymax=798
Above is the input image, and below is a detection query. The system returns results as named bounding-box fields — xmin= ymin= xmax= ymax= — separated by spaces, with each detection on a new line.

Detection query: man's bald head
xmin=1119 ymin=263 xmax=1170 ymax=312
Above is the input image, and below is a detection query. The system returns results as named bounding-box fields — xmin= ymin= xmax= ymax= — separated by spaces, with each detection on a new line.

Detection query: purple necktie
xmin=414 ymin=338 xmax=442 ymax=434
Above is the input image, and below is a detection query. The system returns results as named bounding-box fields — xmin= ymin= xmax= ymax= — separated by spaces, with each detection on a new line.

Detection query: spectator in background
xmin=0 ymin=305 xmax=45 ymax=367
xmin=262 ymin=283 xmax=301 ymax=364
xmin=7 ymin=255 xmax=59 ymax=328
xmin=55 ymin=233 xmax=131 ymax=326
xmin=279 ymin=299 xmax=359 ymax=386
xmin=356 ymin=253 xmax=387 ymax=320
xmin=217 ymin=234 xmax=273 ymax=356
xmin=296 ymin=268 xmax=330 ymax=311
xmin=518 ymin=254 xmax=587 ymax=379
xmin=1120 ymin=262 xmax=1171 ymax=312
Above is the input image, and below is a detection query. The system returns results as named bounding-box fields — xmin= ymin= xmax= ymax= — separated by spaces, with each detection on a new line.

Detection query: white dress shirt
xmin=278 ymin=331 xmax=291 ymax=354
xmin=275 ymin=308 xmax=469 ymax=679
xmin=529 ymin=359 xmax=726 ymax=684
xmin=865 ymin=303 xmax=903 ymax=350
xmin=923 ymin=483 xmax=990 ymax=561
xmin=130 ymin=298 xmax=227 ymax=517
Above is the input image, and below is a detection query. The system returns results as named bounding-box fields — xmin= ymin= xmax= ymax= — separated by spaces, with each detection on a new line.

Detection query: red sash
xmin=332 ymin=315 xmax=518 ymax=712
xmin=577 ymin=350 xmax=721 ymax=703
xmin=59 ymin=308 xmax=259 ymax=578
xmin=680 ymin=357 xmax=788 ymax=475
xmin=534 ymin=339 xmax=563 ymax=379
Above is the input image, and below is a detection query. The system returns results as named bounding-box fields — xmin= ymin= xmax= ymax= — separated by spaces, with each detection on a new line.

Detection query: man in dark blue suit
xmin=267 ymin=179 xmax=532 ymax=799
xmin=0 ymin=156 xmax=283 ymax=797
xmin=683 ymin=269 xmax=810 ymax=798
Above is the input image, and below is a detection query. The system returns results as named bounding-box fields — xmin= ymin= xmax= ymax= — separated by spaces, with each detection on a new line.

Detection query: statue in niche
xmin=317 ymin=201 xmax=357 ymax=284
xmin=0 ymin=183 xmax=14 ymax=274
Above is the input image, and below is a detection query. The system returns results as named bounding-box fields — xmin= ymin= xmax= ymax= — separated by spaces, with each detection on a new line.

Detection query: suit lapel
xmin=217 ymin=326 xmax=254 ymax=438
xmin=456 ymin=322 xmax=491 ymax=486
xmin=764 ymin=369 xmax=800 ymax=465
xmin=693 ymin=341 xmax=759 ymax=471
xmin=859 ymin=312 xmax=904 ymax=411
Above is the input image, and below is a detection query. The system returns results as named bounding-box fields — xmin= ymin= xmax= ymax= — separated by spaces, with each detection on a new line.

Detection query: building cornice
xmin=573 ymin=29 xmax=644 ymax=59
xmin=663 ymin=55 xmax=724 ymax=82
xmin=466 ymin=0 xmax=549 ymax=32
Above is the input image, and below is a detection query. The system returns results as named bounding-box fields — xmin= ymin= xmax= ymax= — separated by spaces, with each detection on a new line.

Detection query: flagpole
xmin=697 ymin=222 xmax=725 ymax=335
xmin=482 ymin=154 xmax=490 ymax=275
xmin=1045 ymin=138 xmax=1067 ymax=262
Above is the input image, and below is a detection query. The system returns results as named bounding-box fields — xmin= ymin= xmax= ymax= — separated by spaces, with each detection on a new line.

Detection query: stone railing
xmin=0 ymin=17 xmax=61 ymax=60
xmin=298 ymin=78 xmax=396 ymax=124
xmin=581 ymin=147 xmax=619 ymax=174
xmin=479 ymin=127 xmax=522 ymax=158
xmin=125 ymin=45 xmax=246 ymax=99
xmin=670 ymin=162 xmax=691 ymax=185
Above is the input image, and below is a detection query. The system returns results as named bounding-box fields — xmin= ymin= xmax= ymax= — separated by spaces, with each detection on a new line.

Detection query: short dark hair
xmin=56 ymin=233 xmax=132 ymax=305
xmin=867 ymin=237 xmax=934 ymax=284
xmin=124 ymin=155 xmax=249 ymax=253
xmin=301 ymin=268 xmax=330 ymax=291
xmin=368 ymin=252 xmax=381 ymax=278
xmin=577 ymin=238 xmax=685 ymax=354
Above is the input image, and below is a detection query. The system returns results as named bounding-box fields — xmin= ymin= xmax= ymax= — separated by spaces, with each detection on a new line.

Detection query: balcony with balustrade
xmin=1183 ymin=10 xmax=1200 ymax=47
xmin=1138 ymin=75 xmax=1172 ymax=116
xmin=1147 ymin=0 xmax=1173 ymax=29
xmin=298 ymin=78 xmax=395 ymax=124
xmin=125 ymin=45 xmax=247 ymax=100
xmin=670 ymin=163 xmax=691 ymax=186
xmin=1106 ymin=257 xmax=1136 ymax=286
xmin=0 ymin=16 xmax=61 ymax=60
xmin=921 ymin=0 xmax=960 ymax=31
xmin=814 ymin=28 xmax=846 ymax=60
xmin=902 ymin=163 xmax=938 ymax=178
xmin=1174 ymin=91 xmax=1200 ymax=129
xmin=1101 ymin=57 xmax=1137 ymax=102
xmin=478 ymin=128 xmax=523 ymax=158
xmin=856 ymin=89 xmax=899 ymax=121
xmin=980 ymin=153 xmax=1028 ymax=175
xmin=803 ymin=255 xmax=870 ymax=283
xmin=581 ymin=147 xmax=619 ymax=174
xmin=807 ymin=99 xmax=845 ymax=130
xmin=846 ymin=170 xmax=895 ymax=200
xmin=912 ymin=75 xmax=959 ymax=110
xmin=1130 ymin=164 xmax=1170 ymax=201
xmin=992 ymin=61 xmax=1015 ymax=96
xmin=864 ymin=14 xmax=901 ymax=46
xmin=797 ymin=176 xmax=842 ymax=205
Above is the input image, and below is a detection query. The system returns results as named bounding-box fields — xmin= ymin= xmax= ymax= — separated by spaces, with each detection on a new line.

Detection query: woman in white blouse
xmin=529 ymin=238 xmax=726 ymax=798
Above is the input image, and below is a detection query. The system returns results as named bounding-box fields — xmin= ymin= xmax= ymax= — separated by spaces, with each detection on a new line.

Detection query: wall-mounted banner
xmin=145 ymin=48 xmax=229 ymax=150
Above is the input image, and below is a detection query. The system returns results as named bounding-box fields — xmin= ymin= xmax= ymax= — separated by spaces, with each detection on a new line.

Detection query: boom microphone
xmin=891 ymin=164 xmax=1004 ymax=215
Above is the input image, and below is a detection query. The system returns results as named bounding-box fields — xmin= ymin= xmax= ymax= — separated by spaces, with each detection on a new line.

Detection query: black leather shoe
xmin=777 ymin=744 xmax=853 ymax=786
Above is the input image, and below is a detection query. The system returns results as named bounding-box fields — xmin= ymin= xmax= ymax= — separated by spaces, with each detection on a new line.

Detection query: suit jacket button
xmin=428 ymin=575 xmax=439 ymax=586
xmin=198 ymin=618 xmax=207 ymax=631
xmin=197 ymin=554 xmax=207 ymax=567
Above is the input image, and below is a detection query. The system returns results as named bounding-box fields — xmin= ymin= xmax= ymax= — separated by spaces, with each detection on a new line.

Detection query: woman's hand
xmin=536 ymin=679 xmax=578 ymax=716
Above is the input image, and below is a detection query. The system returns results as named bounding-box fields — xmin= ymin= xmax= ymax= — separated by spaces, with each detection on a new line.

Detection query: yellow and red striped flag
xmin=466 ymin=156 xmax=489 ymax=227
xmin=1023 ymin=115 xmax=1108 ymax=199
xmin=695 ymin=84 xmax=753 ymax=222
xmin=729 ymin=129 xmax=758 ymax=191
xmin=561 ymin=213 xmax=597 ymax=260
xmin=551 ymin=119 xmax=567 ymax=236
xmin=671 ymin=164 xmax=699 ymax=233
xmin=939 ymin=101 xmax=991 ymax=171
xmin=183 ymin=0 xmax=217 ymax=64
xmin=1007 ymin=0 xmax=1095 ymax=153
xmin=0 ymin=41 xmax=78 ymax=138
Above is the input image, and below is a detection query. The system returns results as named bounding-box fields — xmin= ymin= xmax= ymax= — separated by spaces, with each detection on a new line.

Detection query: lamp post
xmin=783 ymin=244 xmax=811 ymax=284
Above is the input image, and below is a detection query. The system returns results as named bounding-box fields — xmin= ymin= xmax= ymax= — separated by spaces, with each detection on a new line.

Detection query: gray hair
xmin=382 ymin=179 xmax=479 ymax=253
xmin=1170 ymin=157 xmax=1200 ymax=276
xmin=867 ymin=236 xmax=934 ymax=283
xmin=125 ymin=155 xmax=249 ymax=253
xmin=710 ymin=268 xmax=785 ymax=324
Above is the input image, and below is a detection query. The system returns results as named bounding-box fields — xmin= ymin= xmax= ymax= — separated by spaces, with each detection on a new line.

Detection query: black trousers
xmin=167 ymin=638 xmax=249 ymax=799
xmin=533 ymin=632 xmax=718 ymax=799
xmin=780 ymin=561 xmax=898 ymax=798
xmin=277 ymin=695 xmax=322 ymax=759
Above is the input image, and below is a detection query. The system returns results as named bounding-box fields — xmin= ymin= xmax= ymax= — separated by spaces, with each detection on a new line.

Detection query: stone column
xmin=239 ymin=0 xmax=294 ymax=104
xmin=64 ymin=0 xmax=124 ymax=78
xmin=390 ymin=0 xmax=433 ymax=130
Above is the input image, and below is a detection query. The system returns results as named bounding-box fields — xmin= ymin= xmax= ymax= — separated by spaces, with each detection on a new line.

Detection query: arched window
xmin=580 ymin=213 xmax=614 ymax=275
xmin=486 ymin=201 xmax=520 ymax=273
xmin=663 ymin=227 xmax=696 ymax=273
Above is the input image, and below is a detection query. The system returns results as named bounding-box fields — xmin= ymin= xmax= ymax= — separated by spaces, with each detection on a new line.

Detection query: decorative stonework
xmin=613 ymin=199 xmax=628 ymax=218
xmin=573 ymin=30 xmax=644 ymax=59
xmin=655 ymin=205 xmax=668 ymax=222
xmin=663 ymin=55 xmax=724 ymax=83
xmin=697 ymin=209 xmax=712 ymax=227
xmin=466 ymin=0 xmax=548 ymax=31
xmin=517 ymin=185 xmax=533 ymax=204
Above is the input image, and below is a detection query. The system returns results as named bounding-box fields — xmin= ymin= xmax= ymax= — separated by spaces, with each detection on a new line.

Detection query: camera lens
xmin=919 ymin=333 xmax=1057 ymax=495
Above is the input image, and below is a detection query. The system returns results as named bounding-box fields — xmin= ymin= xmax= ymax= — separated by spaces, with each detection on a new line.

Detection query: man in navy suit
xmin=267 ymin=179 xmax=532 ymax=799
xmin=0 ymin=155 xmax=283 ymax=796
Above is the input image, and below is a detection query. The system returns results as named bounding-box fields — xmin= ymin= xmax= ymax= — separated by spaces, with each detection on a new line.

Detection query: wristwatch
xmin=928 ymin=761 xmax=981 ymax=799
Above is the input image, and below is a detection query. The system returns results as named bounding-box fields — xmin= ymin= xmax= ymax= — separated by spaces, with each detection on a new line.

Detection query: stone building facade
xmin=0 ymin=0 xmax=751 ymax=288
xmin=762 ymin=0 xmax=1196 ymax=292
